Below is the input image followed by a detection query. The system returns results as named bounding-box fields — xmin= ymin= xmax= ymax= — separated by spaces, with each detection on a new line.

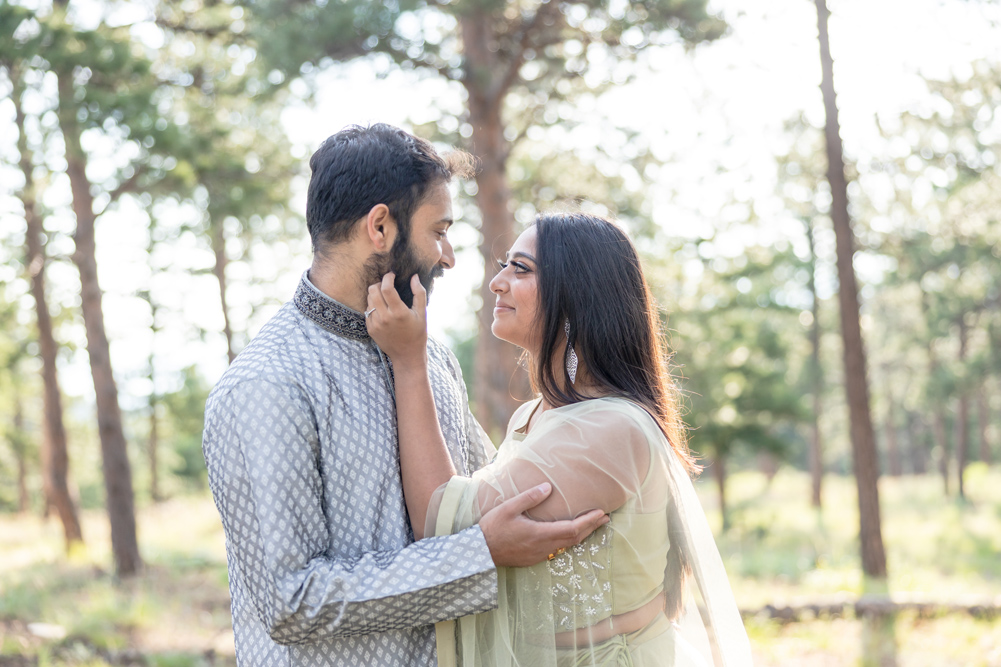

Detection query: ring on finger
xmin=547 ymin=547 xmax=566 ymax=561
xmin=364 ymin=308 xmax=376 ymax=318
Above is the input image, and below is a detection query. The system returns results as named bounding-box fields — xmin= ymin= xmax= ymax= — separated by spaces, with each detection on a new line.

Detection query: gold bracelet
xmin=547 ymin=547 xmax=566 ymax=561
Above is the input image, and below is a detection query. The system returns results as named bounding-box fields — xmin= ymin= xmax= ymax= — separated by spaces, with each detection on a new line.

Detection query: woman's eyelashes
xmin=496 ymin=259 xmax=532 ymax=274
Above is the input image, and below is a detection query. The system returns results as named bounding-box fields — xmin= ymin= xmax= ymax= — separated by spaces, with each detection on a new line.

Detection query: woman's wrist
xmin=391 ymin=353 xmax=429 ymax=376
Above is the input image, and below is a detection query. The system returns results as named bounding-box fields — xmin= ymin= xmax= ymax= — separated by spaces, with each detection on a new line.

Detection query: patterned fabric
xmin=547 ymin=524 xmax=613 ymax=631
xmin=203 ymin=271 xmax=498 ymax=667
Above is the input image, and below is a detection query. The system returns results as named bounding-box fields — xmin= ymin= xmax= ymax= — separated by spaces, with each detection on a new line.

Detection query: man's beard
xmin=363 ymin=237 xmax=444 ymax=308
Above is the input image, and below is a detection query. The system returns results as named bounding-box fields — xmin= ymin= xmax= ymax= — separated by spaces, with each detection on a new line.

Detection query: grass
xmin=1 ymin=470 xmax=1000 ymax=665
xmin=0 ymin=496 xmax=233 ymax=667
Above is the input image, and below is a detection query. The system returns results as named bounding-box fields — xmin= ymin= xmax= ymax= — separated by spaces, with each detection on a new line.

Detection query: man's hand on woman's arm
xmin=480 ymin=483 xmax=609 ymax=568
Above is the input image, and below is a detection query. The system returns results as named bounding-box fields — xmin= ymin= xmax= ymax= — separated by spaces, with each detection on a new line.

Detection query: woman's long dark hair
xmin=531 ymin=212 xmax=695 ymax=472
xmin=531 ymin=211 xmax=695 ymax=619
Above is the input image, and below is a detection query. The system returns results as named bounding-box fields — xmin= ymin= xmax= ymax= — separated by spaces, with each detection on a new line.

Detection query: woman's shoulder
xmin=538 ymin=396 xmax=663 ymax=444
xmin=568 ymin=396 xmax=659 ymax=425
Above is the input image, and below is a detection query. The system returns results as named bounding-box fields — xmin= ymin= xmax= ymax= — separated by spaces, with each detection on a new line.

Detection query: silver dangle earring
xmin=564 ymin=319 xmax=578 ymax=385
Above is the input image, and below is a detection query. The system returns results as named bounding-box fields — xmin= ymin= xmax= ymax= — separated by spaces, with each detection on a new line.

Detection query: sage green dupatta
xmin=430 ymin=398 xmax=752 ymax=667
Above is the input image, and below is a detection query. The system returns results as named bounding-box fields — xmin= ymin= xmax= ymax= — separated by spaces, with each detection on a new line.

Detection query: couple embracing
xmin=202 ymin=124 xmax=752 ymax=666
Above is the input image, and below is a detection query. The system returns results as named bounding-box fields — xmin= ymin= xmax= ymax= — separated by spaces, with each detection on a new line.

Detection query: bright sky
xmin=1 ymin=0 xmax=998 ymax=412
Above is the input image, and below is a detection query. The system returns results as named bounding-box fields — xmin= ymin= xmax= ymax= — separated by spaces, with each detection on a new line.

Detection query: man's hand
xmin=479 ymin=483 xmax=609 ymax=568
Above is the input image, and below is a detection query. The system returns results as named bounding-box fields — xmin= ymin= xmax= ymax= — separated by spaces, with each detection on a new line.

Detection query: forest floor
xmin=0 ymin=468 xmax=999 ymax=666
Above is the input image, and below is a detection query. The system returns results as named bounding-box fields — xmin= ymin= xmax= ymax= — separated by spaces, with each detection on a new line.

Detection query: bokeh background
xmin=1 ymin=0 xmax=1000 ymax=665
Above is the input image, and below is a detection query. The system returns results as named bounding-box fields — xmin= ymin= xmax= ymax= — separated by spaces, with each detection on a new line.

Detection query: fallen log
xmin=741 ymin=594 xmax=1001 ymax=622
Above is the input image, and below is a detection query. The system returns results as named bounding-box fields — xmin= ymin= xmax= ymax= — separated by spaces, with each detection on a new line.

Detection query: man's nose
xmin=440 ymin=238 xmax=455 ymax=270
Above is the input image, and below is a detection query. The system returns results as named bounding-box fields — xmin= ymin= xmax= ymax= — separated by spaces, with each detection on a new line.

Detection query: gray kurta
xmin=203 ymin=272 xmax=498 ymax=666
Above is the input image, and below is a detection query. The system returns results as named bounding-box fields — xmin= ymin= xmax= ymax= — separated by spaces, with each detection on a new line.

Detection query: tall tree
xmin=815 ymin=0 xmax=894 ymax=663
xmin=804 ymin=219 xmax=826 ymax=504
xmin=241 ymin=0 xmax=725 ymax=435
xmin=814 ymin=0 xmax=888 ymax=580
xmin=3 ymin=57 xmax=84 ymax=549
xmin=11 ymin=1 xmax=186 ymax=575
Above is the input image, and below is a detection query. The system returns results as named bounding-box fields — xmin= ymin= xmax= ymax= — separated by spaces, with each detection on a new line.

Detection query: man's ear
xmin=364 ymin=204 xmax=397 ymax=251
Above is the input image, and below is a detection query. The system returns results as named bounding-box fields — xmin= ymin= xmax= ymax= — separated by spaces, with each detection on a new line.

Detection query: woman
xmin=366 ymin=212 xmax=751 ymax=666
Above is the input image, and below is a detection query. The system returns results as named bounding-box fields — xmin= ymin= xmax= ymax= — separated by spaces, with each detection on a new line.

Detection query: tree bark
xmin=815 ymin=0 xmax=888 ymax=581
xmin=460 ymin=11 xmax=530 ymax=439
xmin=13 ymin=65 xmax=84 ymax=548
xmin=955 ymin=317 xmax=969 ymax=498
xmin=56 ymin=67 xmax=142 ymax=577
xmin=805 ymin=218 xmax=824 ymax=508
xmin=211 ymin=221 xmax=237 ymax=364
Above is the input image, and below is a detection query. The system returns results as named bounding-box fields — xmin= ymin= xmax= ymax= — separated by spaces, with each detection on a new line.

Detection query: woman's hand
xmin=366 ymin=272 xmax=428 ymax=366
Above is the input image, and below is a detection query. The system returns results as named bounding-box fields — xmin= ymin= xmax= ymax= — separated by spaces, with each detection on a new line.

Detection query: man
xmin=202 ymin=124 xmax=607 ymax=666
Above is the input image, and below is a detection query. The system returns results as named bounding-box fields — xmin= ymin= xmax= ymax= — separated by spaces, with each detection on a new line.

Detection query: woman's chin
xmin=490 ymin=322 xmax=514 ymax=345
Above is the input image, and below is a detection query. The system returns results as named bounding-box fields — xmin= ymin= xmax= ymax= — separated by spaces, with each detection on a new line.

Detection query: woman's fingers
xmin=380 ymin=272 xmax=408 ymax=313
xmin=366 ymin=283 xmax=390 ymax=322
xmin=411 ymin=274 xmax=427 ymax=315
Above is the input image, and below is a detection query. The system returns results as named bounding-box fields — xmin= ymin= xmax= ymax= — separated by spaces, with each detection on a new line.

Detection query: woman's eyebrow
xmin=507 ymin=251 xmax=537 ymax=263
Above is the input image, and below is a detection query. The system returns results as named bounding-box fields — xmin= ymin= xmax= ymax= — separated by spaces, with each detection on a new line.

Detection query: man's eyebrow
xmin=436 ymin=217 xmax=454 ymax=228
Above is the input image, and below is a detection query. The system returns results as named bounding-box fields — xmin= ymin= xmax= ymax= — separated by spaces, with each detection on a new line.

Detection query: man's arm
xmin=203 ymin=379 xmax=497 ymax=645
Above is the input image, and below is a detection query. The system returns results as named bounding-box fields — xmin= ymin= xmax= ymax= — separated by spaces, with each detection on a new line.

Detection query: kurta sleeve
xmin=203 ymin=379 xmax=498 ymax=645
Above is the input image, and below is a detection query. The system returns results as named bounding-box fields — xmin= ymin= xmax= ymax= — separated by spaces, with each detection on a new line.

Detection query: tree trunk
xmin=905 ymin=413 xmax=927 ymax=475
xmin=922 ymin=296 xmax=949 ymax=493
xmin=805 ymin=218 xmax=824 ymax=508
xmin=148 ymin=340 xmax=161 ymax=502
xmin=211 ymin=221 xmax=236 ymax=364
xmin=461 ymin=11 xmax=530 ymax=439
xmin=934 ymin=408 xmax=950 ymax=494
xmin=978 ymin=386 xmax=990 ymax=465
xmin=712 ymin=456 xmax=728 ymax=532
xmin=57 ymin=68 xmax=142 ymax=577
xmin=13 ymin=65 xmax=84 ymax=548
xmin=815 ymin=0 xmax=888 ymax=581
xmin=14 ymin=401 xmax=30 ymax=514
xmin=955 ymin=317 xmax=969 ymax=499
xmin=884 ymin=396 xmax=902 ymax=477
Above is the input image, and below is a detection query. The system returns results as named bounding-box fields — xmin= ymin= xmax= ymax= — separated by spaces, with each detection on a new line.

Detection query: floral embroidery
xmin=547 ymin=524 xmax=614 ymax=630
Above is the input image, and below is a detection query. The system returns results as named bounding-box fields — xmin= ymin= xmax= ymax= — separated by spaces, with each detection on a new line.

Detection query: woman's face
xmin=489 ymin=226 xmax=541 ymax=353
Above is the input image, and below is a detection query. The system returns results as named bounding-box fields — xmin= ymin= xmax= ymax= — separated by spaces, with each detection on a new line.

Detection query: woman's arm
xmin=368 ymin=272 xmax=612 ymax=548
xmin=366 ymin=273 xmax=456 ymax=539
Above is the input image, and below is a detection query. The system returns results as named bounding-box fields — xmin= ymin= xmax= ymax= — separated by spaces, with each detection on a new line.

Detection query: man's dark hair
xmin=306 ymin=124 xmax=474 ymax=253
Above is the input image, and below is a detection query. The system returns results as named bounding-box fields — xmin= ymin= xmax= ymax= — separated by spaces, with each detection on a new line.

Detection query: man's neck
xmin=308 ymin=253 xmax=368 ymax=312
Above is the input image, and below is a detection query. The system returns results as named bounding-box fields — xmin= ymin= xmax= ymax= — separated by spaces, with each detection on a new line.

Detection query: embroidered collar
xmin=293 ymin=271 xmax=370 ymax=341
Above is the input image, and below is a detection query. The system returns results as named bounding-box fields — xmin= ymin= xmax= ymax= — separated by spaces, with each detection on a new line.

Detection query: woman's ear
xmin=364 ymin=204 xmax=397 ymax=251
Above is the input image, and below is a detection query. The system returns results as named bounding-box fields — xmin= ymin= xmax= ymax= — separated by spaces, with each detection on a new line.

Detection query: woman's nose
xmin=489 ymin=269 xmax=506 ymax=294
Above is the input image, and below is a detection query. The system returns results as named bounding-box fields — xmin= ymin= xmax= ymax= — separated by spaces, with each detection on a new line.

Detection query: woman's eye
xmin=496 ymin=259 xmax=508 ymax=269
xmin=511 ymin=262 xmax=530 ymax=274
